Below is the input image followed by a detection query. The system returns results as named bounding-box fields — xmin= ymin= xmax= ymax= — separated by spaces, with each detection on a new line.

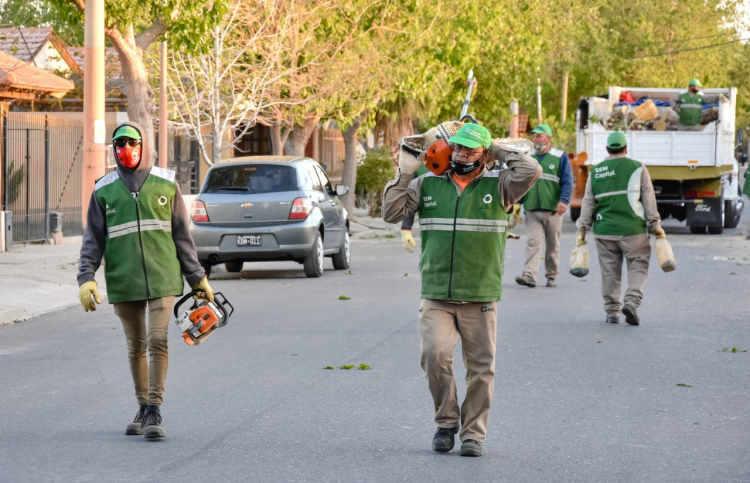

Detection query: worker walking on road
xmin=77 ymin=122 xmax=214 ymax=441
xmin=515 ymin=124 xmax=573 ymax=288
xmin=576 ymin=131 xmax=663 ymax=325
xmin=671 ymin=78 xmax=720 ymax=131
xmin=383 ymin=123 xmax=540 ymax=456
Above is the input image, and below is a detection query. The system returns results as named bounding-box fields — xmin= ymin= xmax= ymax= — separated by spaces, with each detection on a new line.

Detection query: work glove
xmin=652 ymin=226 xmax=666 ymax=239
xmin=401 ymin=230 xmax=417 ymax=253
xmin=508 ymin=204 xmax=522 ymax=229
xmin=78 ymin=281 xmax=101 ymax=312
xmin=192 ymin=276 xmax=215 ymax=303
xmin=397 ymin=140 xmax=423 ymax=176
xmin=576 ymin=230 xmax=586 ymax=247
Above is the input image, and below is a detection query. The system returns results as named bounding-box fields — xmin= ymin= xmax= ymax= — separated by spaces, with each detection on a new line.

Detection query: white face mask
xmin=533 ymin=142 xmax=547 ymax=152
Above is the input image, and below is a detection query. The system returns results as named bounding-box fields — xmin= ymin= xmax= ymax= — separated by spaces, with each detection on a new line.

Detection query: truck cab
xmin=570 ymin=86 xmax=744 ymax=234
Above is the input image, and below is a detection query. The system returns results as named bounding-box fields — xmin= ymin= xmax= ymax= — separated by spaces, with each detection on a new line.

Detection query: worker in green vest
xmin=515 ymin=124 xmax=573 ymax=288
xmin=670 ymin=78 xmax=721 ymax=131
xmin=77 ymin=122 xmax=214 ymax=441
xmin=383 ymin=123 xmax=541 ymax=456
xmin=576 ymin=131 xmax=664 ymax=325
xmin=744 ymin=166 xmax=750 ymax=240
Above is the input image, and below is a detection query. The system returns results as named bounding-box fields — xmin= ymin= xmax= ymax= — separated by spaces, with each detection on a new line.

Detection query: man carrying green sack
xmin=383 ymin=123 xmax=540 ymax=456
xmin=77 ymin=122 xmax=214 ymax=441
xmin=576 ymin=131 xmax=663 ymax=325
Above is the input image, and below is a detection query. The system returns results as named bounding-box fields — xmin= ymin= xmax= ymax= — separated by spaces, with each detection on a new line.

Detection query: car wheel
xmin=303 ymin=233 xmax=324 ymax=278
xmin=331 ymin=231 xmax=351 ymax=270
xmin=569 ymin=207 xmax=581 ymax=222
xmin=689 ymin=226 xmax=706 ymax=234
xmin=200 ymin=260 xmax=212 ymax=279
xmin=225 ymin=261 xmax=244 ymax=273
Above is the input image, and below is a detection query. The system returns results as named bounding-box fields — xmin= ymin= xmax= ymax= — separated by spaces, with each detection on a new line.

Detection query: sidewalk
xmin=0 ymin=238 xmax=106 ymax=325
xmin=349 ymin=207 xmax=411 ymax=238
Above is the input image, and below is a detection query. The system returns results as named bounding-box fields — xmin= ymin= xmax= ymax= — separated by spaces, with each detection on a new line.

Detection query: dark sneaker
xmin=546 ymin=278 xmax=557 ymax=288
xmin=606 ymin=314 xmax=620 ymax=324
xmin=432 ymin=426 xmax=458 ymax=453
xmin=623 ymin=304 xmax=640 ymax=326
xmin=126 ymin=405 xmax=147 ymax=435
xmin=515 ymin=275 xmax=536 ymax=288
xmin=459 ymin=439 xmax=483 ymax=457
xmin=142 ymin=405 xmax=166 ymax=441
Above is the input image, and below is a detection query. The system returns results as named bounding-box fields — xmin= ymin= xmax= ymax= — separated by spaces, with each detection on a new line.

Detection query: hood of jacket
xmin=113 ymin=121 xmax=152 ymax=193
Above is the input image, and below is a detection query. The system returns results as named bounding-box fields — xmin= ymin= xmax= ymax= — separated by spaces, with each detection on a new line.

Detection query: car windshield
xmin=204 ymin=164 xmax=298 ymax=194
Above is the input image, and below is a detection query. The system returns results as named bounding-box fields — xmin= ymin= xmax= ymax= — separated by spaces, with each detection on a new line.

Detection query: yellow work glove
xmin=512 ymin=204 xmax=523 ymax=224
xmin=192 ymin=277 xmax=215 ymax=302
xmin=78 ymin=281 xmax=101 ymax=312
xmin=576 ymin=230 xmax=587 ymax=247
xmin=401 ymin=230 xmax=417 ymax=253
xmin=652 ymin=226 xmax=666 ymax=239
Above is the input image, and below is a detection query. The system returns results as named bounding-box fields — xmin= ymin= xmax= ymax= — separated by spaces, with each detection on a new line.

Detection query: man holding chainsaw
xmin=77 ymin=122 xmax=214 ymax=441
xmin=383 ymin=123 xmax=540 ymax=456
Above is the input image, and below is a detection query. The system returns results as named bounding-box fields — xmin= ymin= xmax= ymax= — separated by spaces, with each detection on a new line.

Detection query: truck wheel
xmin=689 ymin=226 xmax=706 ymax=234
xmin=569 ymin=207 xmax=581 ymax=222
xmin=708 ymin=196 xmax=726 ymax=234
xmin=225 ymin=261 xmax=244 ymax=273
xmin=724 ymin=187 xmax=742 ymax=229
xmin=303 ymin=233 xmax=324 ymax=278
xmin=331 ymin=232 xmax=351 ymax=270
xmin=200 ymin=260 xmax=212 ymax=279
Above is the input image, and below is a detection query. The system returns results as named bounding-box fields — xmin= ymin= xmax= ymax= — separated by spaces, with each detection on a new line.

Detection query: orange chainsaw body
xmin=424 ymin=139 xmax=452 ymax=176
xmin=181 ymin=304 xmax=222 ymax=345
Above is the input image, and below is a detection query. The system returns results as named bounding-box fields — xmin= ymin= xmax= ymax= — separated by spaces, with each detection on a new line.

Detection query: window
xmin=204 ymin=164 xmax=297 ymax=194
xmin=314 ymin=165 xmax=333 ymax=194
xmin=308 ymin=168 xmax=323 ymax=192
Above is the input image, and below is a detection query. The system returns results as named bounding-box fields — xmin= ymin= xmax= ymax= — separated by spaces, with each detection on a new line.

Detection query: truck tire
xmin=708 ymin=195 xmax=725 ymax=234
xmin=303 ymin=233 xmax=324 ymax=278
xmin=689 ymin=226 xmax=706 ymax=234
xmin=225 ymin=261 xmax=244 ymax=273
xmin=569 ymin=207 xmax=581 ymax=222
xmin=331 ymin=232 xmax=351 ymax=270
xmin=724 ymin=186 xmax=742 ymax=229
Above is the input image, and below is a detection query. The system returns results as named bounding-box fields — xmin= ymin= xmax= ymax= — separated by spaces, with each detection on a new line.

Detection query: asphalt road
xmin=1 ymin=216 xmax=749 ymax=482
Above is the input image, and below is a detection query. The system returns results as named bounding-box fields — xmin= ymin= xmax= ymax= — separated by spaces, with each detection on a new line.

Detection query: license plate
xmin=237 ymin=235 xmax=261 ymax=246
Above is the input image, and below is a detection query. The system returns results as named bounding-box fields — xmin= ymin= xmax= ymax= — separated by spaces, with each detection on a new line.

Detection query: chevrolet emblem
xmin=241 ymin=203 xmax=254 ymax=208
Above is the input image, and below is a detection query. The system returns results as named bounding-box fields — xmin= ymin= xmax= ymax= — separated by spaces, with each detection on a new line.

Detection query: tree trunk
xmin=284 ymin=115 xmax=320 ymax=156
xmin=270 ymin=122 xmax=283 ymax=155
xmin=340 ymin=112 xmax=367 ymax=216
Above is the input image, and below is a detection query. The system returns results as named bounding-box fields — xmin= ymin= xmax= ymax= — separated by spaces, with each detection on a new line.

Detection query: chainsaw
xmin=173 ymin=291 xmax=234 ymax=346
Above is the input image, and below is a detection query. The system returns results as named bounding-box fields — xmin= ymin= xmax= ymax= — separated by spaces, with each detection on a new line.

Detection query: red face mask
xmin=116 ymin=145 xmax=141 ymax=168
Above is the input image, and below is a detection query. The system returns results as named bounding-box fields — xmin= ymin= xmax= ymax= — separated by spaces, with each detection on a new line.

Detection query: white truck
xmin=570 ymin=86 xmax=745 ymax=234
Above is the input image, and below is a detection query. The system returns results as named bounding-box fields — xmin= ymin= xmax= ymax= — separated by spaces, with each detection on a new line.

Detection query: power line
xmin=627 ymin=38 xmax=747 ymax=59
xmin=624 ymin=32 xmax=734 ymax=49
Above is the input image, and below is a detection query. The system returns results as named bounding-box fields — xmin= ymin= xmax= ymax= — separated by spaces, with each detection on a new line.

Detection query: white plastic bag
xmin=570 ymin=245 xmax=590 ymax=278
xmin=655 ymin=238 xmax=676 ymax=272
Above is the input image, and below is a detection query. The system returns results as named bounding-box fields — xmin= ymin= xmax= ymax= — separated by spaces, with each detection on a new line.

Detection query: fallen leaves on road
xmin=338 ymin=295 xmax=351 ymax=300
xmin=676 ymin=383 xmax=692 ymax=387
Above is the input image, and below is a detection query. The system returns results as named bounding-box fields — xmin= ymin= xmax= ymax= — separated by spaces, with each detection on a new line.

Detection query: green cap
xmin=606 ymin=131 xmax=627 ymax=149
xmin=448 ymin=124 xmax=492 ymax=149
xmin=530 ymin=124 xmax=552 ymax=136
xmin=113 ymin=125 xmax=142 ymax=140
xmin=689 ymin=78 xmax=702 ymax=87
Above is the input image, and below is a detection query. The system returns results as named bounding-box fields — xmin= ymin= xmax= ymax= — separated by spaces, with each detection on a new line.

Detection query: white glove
xmin=398 ymin=141 xmax=423 ymax=175
xmin=490 ymin=138 xmax=534 ymax=163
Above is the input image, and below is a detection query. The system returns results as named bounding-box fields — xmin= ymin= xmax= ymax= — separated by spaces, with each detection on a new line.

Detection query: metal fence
xmin=2 ymin=113 xmax=118 ymax=242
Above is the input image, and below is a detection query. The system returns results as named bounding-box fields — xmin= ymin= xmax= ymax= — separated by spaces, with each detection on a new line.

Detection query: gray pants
xmin=522 ymin=210 xmax=563 ymax=282
xmin=594 ymin=235 xmax=651 ymax=315
xmin=418 ymin=299 xmax=497 ymax=443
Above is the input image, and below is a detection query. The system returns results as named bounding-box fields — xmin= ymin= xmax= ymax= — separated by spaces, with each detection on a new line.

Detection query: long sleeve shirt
xmin=576 ymin=154 xmax=662 ymax=240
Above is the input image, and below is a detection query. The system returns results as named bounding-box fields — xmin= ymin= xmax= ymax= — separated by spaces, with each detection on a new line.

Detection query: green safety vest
xmin=523 ymin=149 xmax=563 ymax=211
xmin=418 ymin=171 xmax=510 ymax=302
xmin=678 ymin=92 xmax=704 ymax=126
xmin=590 ymin=157 xmax=648 ymax=236
xmin=94 ymin=167 xmax=184 ymax=303
xmin=743 ymin=170 xmax=750 ymax=198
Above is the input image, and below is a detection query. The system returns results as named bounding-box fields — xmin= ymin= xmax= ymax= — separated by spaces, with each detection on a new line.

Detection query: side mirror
xmin=335 ymin=185 xmax=349 ymax=196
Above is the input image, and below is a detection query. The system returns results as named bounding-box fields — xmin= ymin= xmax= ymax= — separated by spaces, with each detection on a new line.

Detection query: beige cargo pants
xmin=113 ymin=296 xmax=175 ymax=406
xmin=418 ymin=299 xmax=497 ymax=443
xmin=522 ymin=210 xmax=563 ymax=282
xmin=594 ymin=235 xmax=651 ymax=315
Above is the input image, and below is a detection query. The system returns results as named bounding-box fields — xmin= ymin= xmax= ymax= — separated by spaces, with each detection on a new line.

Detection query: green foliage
xmin=676 ymin=383 xmax=692 ymax=387
xmin=355 ymin=147 xmax=394 ymax=197
xmin=339 ymin=364 xmax=355 ymax=370
xmin=338 ymin=295 xmax=351 ymax=300
xmin=719 ymin=347 xmax=747 ymax=353
xmin=358 ymin=364 xmax=371 ymax=370
xmin=0 ymin=0 xmax=83 ymax=45
xmin=323 ymin=366 xmax=334 ymax=370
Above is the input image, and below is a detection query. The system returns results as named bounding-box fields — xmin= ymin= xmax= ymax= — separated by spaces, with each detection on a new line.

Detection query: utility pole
xmin=159 ymin=41 xmax=168 ymax=169
xmin=536 ymin=78 xmax=543 ymax=126
xmin=510 ymin=100 xmax=519 ymax=138
xmin=82 ymin=0 xmax=105 ymax=230
xmin=561 ymin=72 xmax=569 ymax=124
